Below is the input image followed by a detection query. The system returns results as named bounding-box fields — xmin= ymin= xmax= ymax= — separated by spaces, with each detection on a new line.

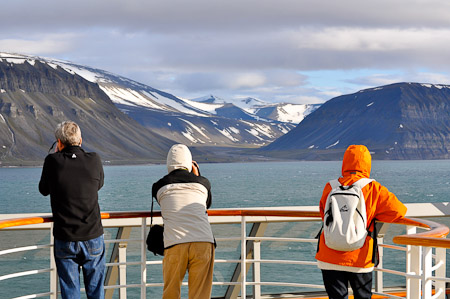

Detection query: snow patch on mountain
xmin=192 ymin=95 xmax=227 ymax=104
xmin=277 ymin=124 xmax=291 ymax=134
xmin=99 ymin=85 xmax=210 ymax=117
xmin=142 ymin=92 xmax=207 ymax=116
xmin=179 ymin=119 xmax=209 ymax=144
xmin=100 ymin=86 xmax=159 ymax=109
xmin=228 ymin=127 xmax=240 ymax=134
xmin=241 ymin=120 xmax=275 ymax=139
xmin=216 ymin=128 xmax=239 ymax=142
xmin=59 ymin=64 xmax=102 ymax=83
xmin=181 ymin=129 xmax=205 ymax=144
xmin=326 ymin=140 xmax=340 ymax=149
xmin=179 ymin=118 xmax=210 ymax=140
xmin=273 ymin=104 xmax=317 ymax=123
xmin=182 ymin=98 xmax=224 ymax=115
xmin=235 ymin=97 xmax=268 ymax=108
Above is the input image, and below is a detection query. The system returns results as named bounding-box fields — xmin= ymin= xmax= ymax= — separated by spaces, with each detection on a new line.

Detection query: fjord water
xmin=1 ymin=160 xmax=450 ymax=298
xmin=2 ymin=160 xmax=449 ymax=213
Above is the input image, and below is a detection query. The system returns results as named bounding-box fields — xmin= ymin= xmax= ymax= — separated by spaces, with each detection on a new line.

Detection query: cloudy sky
xmin=2 ymin=0 xmax=450 ymax=104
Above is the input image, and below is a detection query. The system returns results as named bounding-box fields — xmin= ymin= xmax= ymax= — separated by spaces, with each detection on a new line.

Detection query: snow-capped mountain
xmin=0 ymin=52 xmax=302 ymax=148
xmin=190 ymin=95 xmax=319 ymax=124
xmin=251 ymin=103 xmax=320 ymax=124
xmin=192 ymin=95 xmax=227 ymax=104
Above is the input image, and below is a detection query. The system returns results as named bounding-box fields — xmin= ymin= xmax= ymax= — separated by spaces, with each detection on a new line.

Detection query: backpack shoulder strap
xmin=352 ymin=178 xmax=375 ymax=189
xmin=328 ymin=179 xmax=341 ymax=189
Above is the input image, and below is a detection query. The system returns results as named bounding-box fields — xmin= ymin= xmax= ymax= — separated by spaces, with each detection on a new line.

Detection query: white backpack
xmin=323 ymin=178 xmax=374 ymax=251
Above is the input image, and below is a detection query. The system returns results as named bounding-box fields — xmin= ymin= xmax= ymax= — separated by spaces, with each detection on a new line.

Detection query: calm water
xmin=1 ymin=160 xmax=450 ymax=298
xmin=2 ymin=160 xmax=450 ymax=213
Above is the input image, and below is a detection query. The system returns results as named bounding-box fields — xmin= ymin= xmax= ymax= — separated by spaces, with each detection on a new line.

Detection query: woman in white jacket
xmin=152 ymin=144 xmax=215 ymax=299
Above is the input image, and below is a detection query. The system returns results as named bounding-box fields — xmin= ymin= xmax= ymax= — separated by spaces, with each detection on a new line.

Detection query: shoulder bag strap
xmin=150 ymin=196 xmax=154 ymax=226
xmin=368 ymin=218 xmax=379 ymax=266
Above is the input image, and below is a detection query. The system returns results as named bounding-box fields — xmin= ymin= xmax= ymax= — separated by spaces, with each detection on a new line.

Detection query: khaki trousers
xmin=162 ymin=242 xmax=215 ymax=299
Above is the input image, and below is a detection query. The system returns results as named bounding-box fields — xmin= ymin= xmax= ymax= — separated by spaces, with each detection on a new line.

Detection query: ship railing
xmin=1 ymin=203 xmax=450 ymax=299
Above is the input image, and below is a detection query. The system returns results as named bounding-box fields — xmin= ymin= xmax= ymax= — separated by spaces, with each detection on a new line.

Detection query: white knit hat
xmin=166 ymin=144 xmax=192 ymax=173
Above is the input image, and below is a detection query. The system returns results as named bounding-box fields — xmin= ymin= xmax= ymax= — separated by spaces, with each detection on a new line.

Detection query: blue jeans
xmin=54 ymin=235 xmax=106 ymax=299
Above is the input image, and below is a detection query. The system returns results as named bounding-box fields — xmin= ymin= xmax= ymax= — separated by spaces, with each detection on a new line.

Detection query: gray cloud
xmin=173 ymin=70 xmax=306 ymax=92
xmin=1 ymin=0 xmax=450 ymax=103
xmin=347 ymin=72 xmax=450 ymax=88
xmin=3 ymin=0 xmax=450 ymax=32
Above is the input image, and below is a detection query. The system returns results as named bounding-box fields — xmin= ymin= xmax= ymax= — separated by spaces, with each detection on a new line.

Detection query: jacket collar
xmin=60 ymin=146 xmax=84 ymax=153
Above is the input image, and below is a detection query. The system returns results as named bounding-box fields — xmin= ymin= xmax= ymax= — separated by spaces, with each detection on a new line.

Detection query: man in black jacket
xmin=39 ymin=121 xmax=105 ymax=299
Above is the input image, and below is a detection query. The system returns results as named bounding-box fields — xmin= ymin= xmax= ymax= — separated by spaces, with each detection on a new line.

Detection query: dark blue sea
xmin=1 ymin=160 xmax=450 ymax=298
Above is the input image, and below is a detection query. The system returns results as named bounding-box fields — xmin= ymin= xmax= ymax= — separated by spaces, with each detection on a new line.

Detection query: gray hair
xmin=55 ymin=121 xmax=82 ymax=146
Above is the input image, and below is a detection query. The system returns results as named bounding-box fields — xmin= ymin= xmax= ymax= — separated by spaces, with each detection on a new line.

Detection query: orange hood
xmin=341 ymin=145 xmax=371 ymax=178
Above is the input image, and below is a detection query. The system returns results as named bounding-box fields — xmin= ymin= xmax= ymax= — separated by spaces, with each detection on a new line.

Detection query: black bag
xmin=146 ymin=224 xmax=164 ymax=256
xmin=146 ymin=197 xmax=164 ymax=256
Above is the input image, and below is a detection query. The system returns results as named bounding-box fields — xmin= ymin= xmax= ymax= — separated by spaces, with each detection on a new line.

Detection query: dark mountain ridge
xmin=0 ymin=59 xmax=172 ymax=165
xmin=262 ymin=83 xmax=450 ymax=160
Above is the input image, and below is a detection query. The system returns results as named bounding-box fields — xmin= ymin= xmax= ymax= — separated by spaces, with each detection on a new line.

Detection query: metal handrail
xmin=393 ymin=217 xmax=450 ymax=247
xmin=0 ymin=209 xmax=442 ymax=247
xmin=1 ymin=209 xmax=449 ymax=299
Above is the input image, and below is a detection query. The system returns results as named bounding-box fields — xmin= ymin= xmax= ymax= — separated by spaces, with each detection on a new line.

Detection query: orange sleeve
xmin=372 ymin=183 xmax=407 ymax=222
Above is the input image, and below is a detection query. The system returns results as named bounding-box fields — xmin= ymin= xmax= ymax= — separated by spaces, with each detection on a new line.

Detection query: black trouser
xmin=321 ymin=270 xmax=373 ymax=299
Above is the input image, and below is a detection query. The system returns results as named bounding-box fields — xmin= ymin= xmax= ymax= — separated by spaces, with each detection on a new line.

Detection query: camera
xmin=48 ymin=141 xmax=57 ymax=154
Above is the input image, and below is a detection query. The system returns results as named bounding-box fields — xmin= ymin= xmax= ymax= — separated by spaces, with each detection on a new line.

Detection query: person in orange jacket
xmin=315 ymin=145 xmax=407 ymax=299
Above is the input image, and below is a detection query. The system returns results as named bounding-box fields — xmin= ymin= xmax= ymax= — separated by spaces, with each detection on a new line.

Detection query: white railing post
xmin=434 ymin=247 xmax=446 ymax=299
xmin=119 ymin=243 xmax=127 ymax=299
xmin=375 ymin=235 xmax=384 ymax=293
xmin=421 ymin=246 xmax=433 ymax=299
xmin=252 ymin=240 xmax=261 ymax=299
xmin=406 ymin=226 xmax=421 ymax=299
xmin=241 ymin=215 xmax=247 ymax=299
xmin=141 ymin=218 xmax=147 ymax=299
xmin=50 ymin=224 xmax=58 ymax=299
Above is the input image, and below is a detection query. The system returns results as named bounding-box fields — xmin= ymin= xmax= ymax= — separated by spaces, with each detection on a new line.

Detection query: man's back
xmin=152 ymin=168 xmax=213 ymax=248
xmin=39 ymin=145 xmax=104 ymax=241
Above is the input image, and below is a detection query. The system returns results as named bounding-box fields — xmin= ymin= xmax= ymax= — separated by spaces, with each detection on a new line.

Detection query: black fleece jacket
xmin=39 ymin=146 xmax=104 ymax=241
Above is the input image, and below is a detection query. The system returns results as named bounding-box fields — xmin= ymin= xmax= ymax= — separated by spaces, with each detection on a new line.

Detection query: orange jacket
xmin=315 ymin=145 xmax=407 ymax=269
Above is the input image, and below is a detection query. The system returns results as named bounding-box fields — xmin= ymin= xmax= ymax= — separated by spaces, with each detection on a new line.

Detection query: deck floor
xmin=225 ymin=286 xmax=409 ymax=299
